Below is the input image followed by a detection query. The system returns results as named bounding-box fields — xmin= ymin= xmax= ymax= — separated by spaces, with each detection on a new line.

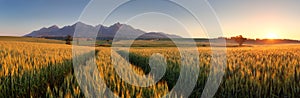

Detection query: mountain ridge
xmin=24 ymin=22 xmax=182 ymax=40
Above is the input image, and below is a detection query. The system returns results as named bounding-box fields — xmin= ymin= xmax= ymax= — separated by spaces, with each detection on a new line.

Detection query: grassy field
xmin=0 ymin=39 xmax=299 ymax=97
xmin=0 ymin=36 xmax=65 ymax=44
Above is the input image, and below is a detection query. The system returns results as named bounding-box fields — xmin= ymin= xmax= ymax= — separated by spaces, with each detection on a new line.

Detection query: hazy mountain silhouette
xmin=24 ymin=22 xmax=182 ymax=39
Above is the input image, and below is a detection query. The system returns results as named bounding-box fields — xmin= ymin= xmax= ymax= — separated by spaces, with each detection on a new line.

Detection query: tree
xmin=106 ymin=40 xmax=110 ymax=44
xmin=65 ymin=35 xmax=73 ymax=45
xmin=233 ymin=35 xmax=247 ymax=46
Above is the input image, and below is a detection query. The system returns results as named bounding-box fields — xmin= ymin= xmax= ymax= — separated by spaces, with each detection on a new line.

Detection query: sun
xmin=265 ymin=32 xmax=279 ymax=39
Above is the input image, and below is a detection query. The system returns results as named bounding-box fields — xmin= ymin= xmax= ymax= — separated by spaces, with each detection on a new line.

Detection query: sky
xmin=0 ymin=0 xmax=300 ymax=40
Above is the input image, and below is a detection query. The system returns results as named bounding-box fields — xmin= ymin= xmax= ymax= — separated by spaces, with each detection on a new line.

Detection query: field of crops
xmin=127 ymin=46 xmax=300 ymax=97
xmin=0 ymin=40 xmax=299 ymax=97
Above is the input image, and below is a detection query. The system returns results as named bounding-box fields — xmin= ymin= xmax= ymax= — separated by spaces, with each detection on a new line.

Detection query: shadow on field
xmin=116 ymin=50 xmax=181 ymax=92
xmin=116 ymin=50 xmax=219 ymax=98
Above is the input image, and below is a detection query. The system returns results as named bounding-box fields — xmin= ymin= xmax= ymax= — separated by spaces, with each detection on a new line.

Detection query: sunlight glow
xmin=265 ymin=32 xmax=279 ymax=39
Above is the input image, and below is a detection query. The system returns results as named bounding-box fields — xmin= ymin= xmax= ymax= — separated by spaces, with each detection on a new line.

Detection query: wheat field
xmin=0 ymin=41 xmax=299 ymax=97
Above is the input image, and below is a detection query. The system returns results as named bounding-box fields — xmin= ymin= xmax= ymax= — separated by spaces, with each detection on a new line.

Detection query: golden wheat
xmin=0 ymin=41 xmax=299 ymax=97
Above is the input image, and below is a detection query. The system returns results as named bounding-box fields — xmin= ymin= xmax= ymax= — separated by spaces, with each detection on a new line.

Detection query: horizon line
xmin=1 ymin=35 xmax=299 ymax=41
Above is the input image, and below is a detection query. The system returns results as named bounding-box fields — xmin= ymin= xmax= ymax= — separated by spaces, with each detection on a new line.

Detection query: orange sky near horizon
xmin=209 ymin=0 xmax=300 ymax=40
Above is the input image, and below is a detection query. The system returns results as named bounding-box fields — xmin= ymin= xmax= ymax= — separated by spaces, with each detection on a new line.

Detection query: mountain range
xmin=24 ymin=22 xmax=182 ymax=40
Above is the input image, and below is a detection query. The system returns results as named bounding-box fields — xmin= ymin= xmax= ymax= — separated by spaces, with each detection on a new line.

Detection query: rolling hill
xmin=0 ymin=36 xmax=65 ymax=44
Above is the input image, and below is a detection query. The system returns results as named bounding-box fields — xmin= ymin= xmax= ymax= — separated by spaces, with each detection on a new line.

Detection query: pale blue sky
xmin=0 ymin=0 xmax=300 ymax=39
xmin=0 ymin=0 xmax=89 ymax=36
